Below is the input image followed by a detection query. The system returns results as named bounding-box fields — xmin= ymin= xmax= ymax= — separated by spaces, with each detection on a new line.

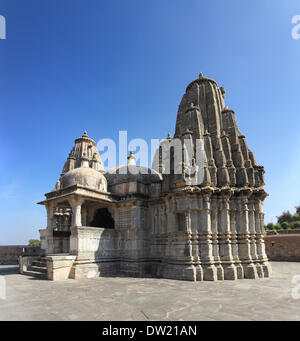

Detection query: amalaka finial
xmin=127 ymin=151 xmax=136 ymax=166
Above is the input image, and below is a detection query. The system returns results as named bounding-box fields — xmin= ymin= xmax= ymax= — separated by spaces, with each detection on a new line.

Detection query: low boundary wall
xmin=0 ymin=245 xmax=40 ymax=265
xmin=265 ymin=234 xmax=300 ymax=262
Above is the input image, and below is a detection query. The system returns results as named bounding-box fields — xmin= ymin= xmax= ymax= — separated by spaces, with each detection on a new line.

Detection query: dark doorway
xmin=90 ymin=208 xmax=115 ymax=229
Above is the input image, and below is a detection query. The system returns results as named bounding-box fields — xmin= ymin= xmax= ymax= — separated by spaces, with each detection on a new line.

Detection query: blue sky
xmin=0 ymin=0 xmax=300 ymax=244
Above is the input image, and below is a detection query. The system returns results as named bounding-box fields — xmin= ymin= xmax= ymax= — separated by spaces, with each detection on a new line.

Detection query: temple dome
xmin=105 ymin=152 xmax=162 ymax=186
xmin=60 ymin=160 xmax=107 ymax=192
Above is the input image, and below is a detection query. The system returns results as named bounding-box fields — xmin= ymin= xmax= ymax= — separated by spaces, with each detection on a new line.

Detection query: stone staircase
xmin=23 ymin=257 xmax=47 ymax=279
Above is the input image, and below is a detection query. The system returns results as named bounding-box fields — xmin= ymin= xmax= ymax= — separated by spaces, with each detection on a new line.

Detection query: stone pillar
xmin=248 ymin=197 xmax=263 ymax=277
xmin=218 ymin=191 xmax=237 ymax=280
xmin=39 ymin=229 xmax=47 ymax=256
xmin=45 ymin=202 xmax=55 ymax=254
xmin=254 ymin=194 xmax=272 ymax=277
xmin=210 ymin=196 xmax=224 ymax=280
xmin=190 ymin=207 xmax=203 ymax=281
xmin=198 ymin=193 xmax=217 ymax=281
xmin=69 ymin=198 xmax=84 ymax=227
xmin=229 ymin=199 xmax=243 ymax=279
xmin=156 ymin=206 xmax=164 ymax=259
xmin=237 ymin=191 xmax=258 ymax=279
xmin=162 ymin=198 xmax=175 ymax=266
xmin=46 ymin=203 xmax=55 ymax=231
xmin=166 ymin=198 xmax=176 ymax=233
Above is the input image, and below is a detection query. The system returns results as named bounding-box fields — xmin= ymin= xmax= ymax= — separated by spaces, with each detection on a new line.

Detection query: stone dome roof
xmin=60 ymin=161 xmax=107 ymax=192
xmin=105 ymin=152 xmax=162 ymax=186
xmin=105 ymin=165 xmax=162 ymax=186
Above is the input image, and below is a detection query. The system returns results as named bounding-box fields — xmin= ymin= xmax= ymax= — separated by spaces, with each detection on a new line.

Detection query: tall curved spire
xmin=173 ymin=73 xmax=264 ymax=188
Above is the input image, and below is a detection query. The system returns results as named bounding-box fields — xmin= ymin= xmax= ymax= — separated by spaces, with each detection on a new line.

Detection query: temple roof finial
xmin=127 ymin=151 xmax=136 ymax=166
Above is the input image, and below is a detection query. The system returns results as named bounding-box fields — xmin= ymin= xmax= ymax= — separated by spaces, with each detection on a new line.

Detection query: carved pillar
xmin=237 ymin=190 xmax=258 ymax=278
xmin=190 ymin=206 xmax=203 ymax=281
xmin=46 ymin=203 xmax=55 ymax=231
xmin=248 ymin=197 xmax=263 ymax=277
xmin=45 ymin=202 xmax=55 ymax=254
xmin=157 ymin=206 xmax=165 ymax=259
xmin=210 ymin=196 xmax=224 ymax=280
xmin=229 ymin=198 xmax=243 ymax=279
xmin=198 ymin=193 xmax=217 ymax=281
xmin=254 ymin=193 xmax=272 ymax=277
xmin=163 ymin=197 xmax=175 ymax=262
xmin=218 ymin=190 xmax=238 ymax=280
xmin=69 ymin=198 xmax=84 ymax=227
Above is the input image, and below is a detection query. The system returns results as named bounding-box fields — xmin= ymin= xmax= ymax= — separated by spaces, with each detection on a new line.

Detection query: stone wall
xmin=267 ymin=229 xmax=300 ymax=235
xmin=0 ymin=245 xmax=40 ymax=265
xmin=69 ymin=226 xmax=152 ymax=279
xmin=265 ymin=234 xmax=300 ymax=261
xmin=0 ymin=245 xmax=26 ymax=265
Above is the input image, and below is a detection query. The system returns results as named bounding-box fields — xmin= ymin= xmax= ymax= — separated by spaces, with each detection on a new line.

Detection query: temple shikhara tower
xmin=20 ymin=73 xmax=271 ymax=281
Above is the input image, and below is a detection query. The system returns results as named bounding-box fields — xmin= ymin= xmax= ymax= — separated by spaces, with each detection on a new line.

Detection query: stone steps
xmin=31 ymin=260 xmax=46 ymax=267
xmin=27 ymin=265 xmax=47 ymax=274
xmin=23 ymin=257 xmax=48 ymax=279
xmin=23 ymin=270 xmax=47 ymax=279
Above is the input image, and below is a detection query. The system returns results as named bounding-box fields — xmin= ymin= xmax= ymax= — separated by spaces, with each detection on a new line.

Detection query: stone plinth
xmin=46 ymin=255 xmax=76 ymax=280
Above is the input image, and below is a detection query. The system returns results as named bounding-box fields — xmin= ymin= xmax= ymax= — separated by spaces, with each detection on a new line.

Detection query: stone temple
xmin=20 ymin=73 xmax=271 ymax=281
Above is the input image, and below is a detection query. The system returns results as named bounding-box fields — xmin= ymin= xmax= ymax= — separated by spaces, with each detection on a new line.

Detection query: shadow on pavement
xmin=0 ymin=265 xmax=19 ymax=275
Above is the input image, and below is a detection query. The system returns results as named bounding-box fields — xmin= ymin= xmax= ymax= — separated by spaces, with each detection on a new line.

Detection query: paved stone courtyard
xmin=0 ymin=262 xmax=300 ymax=321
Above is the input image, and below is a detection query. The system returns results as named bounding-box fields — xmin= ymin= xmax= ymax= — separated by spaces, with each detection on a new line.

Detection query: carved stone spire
xmin=60 ymin=131 xmax=104 ymax=176
xmin=173 ymin=73 xmax=263 ymax=190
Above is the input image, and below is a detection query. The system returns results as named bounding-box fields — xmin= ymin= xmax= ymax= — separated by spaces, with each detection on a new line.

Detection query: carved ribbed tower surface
xmin=60 ymin=131 xmax=104 ymax=177
xmin=173 ymin=72 xmax=265 ymax=189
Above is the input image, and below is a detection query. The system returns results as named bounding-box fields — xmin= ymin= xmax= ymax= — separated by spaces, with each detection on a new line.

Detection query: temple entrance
xmin=90 ymin=208 xmax=115 ymax=229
